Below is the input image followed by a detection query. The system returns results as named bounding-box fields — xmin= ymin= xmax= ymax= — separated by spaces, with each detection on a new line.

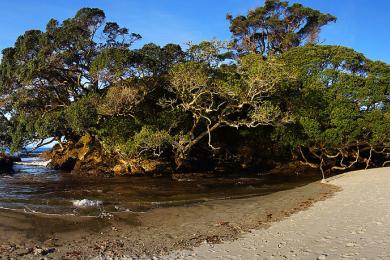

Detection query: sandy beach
xmin=167 ymin=167 xmax=390 ymax=259
xmin=0 ymin=177 xmax=336 ymax=259
xmin=1 ymin=167 xmax=389 ymax=258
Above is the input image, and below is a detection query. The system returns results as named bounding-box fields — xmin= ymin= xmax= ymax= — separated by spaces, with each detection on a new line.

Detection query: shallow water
xmin=0 ymin=156 xmax=320 ymax=217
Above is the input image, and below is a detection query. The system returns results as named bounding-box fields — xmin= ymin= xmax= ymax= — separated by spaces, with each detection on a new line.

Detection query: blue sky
xmin=0 ymin=0 xmax=389 ymax=63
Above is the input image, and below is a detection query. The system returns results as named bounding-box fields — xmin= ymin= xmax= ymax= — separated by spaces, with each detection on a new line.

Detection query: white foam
xmin=14 ymin=160 xmax=51 ymax=167
xmin=72 ymin=199 xmax=103 ymax=208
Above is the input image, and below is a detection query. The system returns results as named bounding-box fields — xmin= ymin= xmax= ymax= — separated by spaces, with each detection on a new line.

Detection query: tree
xmin=167 ymin=50 xmax=296 ymax=167
xmin=276 ymin=45 xmax=390 ymax=177
xmin=94 ymin=43 xmax=186 ymax=160
xmin=0 ymin=4 xmax=387 ymax=176
xmin=186 ymin=40 xmax=233 ymax=67
xmin=0 ymin=113 xmax=11 ymax=151
xmin=227 ymin=0 xmax=336 ymax=56
xmin=0 ymin=8 xmax=141 ymax=149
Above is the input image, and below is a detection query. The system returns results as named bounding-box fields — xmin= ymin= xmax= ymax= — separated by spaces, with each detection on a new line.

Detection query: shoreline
xmin=0 ymin=178 xmax=338 ymax=258
xmin=167 ymin=167 xmax=390 ymax=259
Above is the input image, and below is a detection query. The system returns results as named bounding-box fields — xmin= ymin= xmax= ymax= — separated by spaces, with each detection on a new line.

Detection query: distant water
xmin=2 ymin=146 xmax=50 ymax=157
xmin=20 ymin=146 xmax=52 ymax=155
xmin=0 ymin=151 xmax=320 ymax=216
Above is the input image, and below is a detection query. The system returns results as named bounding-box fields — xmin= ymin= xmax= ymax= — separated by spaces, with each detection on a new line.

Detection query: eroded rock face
xmin=111 ymin=159 xmax=172 ymax=176
xmin=44 ymin=134 xmax=292 ymax=177
xmin=43 ymin=134 xmax=172 ymax=176
xmin=43 ymin=134 xmax=110 ymax=175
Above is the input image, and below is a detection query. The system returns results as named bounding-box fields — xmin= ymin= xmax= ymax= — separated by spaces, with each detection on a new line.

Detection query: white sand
xmin=166 ymin=167 xmax=390 ymax=259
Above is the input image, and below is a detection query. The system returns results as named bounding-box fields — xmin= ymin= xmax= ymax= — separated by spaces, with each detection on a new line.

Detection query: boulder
xmin=0 ymin=155 xmax=20 ymax=173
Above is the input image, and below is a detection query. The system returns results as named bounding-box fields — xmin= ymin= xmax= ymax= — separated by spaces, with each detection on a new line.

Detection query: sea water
xmin=0 ymin=152 xmax=320 ymax=216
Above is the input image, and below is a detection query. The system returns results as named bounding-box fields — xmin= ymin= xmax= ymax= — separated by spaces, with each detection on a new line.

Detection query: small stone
xmin=33 ymin=247 xmax=44 ymax=256
xmin=317 ymin=254 xmax=327 ymax=260
xmin=32 ymin=247 xmax=55 ymax=256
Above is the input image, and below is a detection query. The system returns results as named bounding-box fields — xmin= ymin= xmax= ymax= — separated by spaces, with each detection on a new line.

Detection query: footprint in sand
xmin=346 ymin=242 xmax=358 ymax=247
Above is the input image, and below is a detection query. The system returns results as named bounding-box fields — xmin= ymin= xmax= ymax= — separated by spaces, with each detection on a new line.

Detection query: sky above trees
xmin=0 ymin=0 xmax=389 ymax=62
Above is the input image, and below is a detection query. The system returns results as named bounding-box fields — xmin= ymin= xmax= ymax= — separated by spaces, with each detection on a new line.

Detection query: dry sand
xmin=166 ymin=167 xmax=390 ymax=259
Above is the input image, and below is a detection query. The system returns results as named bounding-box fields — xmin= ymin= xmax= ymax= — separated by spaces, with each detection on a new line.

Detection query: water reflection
xmin=0 ymin=156 xmax=319 ymax=216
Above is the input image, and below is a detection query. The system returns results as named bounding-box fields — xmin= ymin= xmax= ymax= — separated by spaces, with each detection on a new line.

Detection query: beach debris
xmin=33 ymin=246 xmax=55 ymax=256
xmin=206 ymin=235 xmax=222 ymax=243
xmin=346 ymin=242 xmax=358 ymax=247
xmin=98 ymin=211 xmax=114 ymax=219
xmin=214 ymin=221 xmax=230 ymax=227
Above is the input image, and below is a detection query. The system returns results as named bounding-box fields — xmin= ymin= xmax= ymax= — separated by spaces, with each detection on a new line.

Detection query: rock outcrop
xmin=42 ymin=134 xmax=172 ymax=176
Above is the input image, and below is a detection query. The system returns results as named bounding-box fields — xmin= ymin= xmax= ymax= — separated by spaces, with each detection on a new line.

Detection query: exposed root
xmin=297 ymin=143 xmax=388 ymax=177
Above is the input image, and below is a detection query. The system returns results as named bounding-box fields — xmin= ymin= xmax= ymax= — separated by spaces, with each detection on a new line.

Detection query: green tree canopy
xmin=227 ymin=0 xmax=336 ymax=55
xmin=275 ymin=45 xmax=390 ymax=174
xmin=0 ymin=8 xmax=141 ymax=150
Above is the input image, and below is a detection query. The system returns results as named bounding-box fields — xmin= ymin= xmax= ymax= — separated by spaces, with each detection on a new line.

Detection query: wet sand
xmin=0 ymin=179 xmax=338 ymax=258
xmin=168 ymin=167 xmax=390 ymax=259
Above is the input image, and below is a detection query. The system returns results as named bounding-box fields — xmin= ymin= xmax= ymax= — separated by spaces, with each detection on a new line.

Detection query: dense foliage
xmin=226 ymin=0 xmax=336 ymax=55
xmin=278 ymin=45 xmax=390 ymax=176
xmin=0 ymin=0 xmax=388 ymax=175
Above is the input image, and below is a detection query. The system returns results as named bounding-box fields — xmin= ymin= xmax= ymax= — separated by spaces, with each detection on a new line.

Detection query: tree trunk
xmin=174 ymin=121 xmax=221 ymax=170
